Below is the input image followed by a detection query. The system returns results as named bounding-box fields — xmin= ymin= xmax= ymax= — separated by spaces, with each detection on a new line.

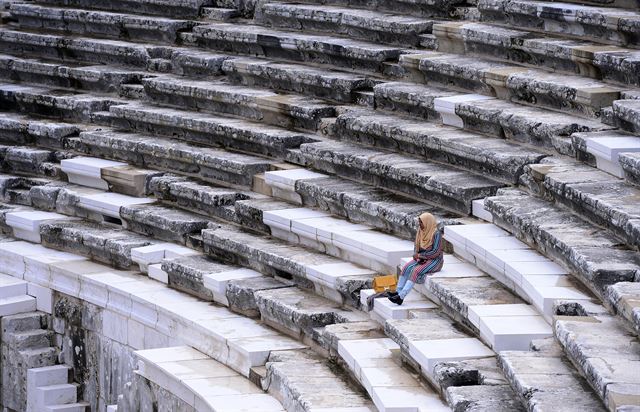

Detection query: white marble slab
xmin=263 ymin=208 xmax=330 ymax=229
xmin=505 ymin=260 xmax=568 ymax=286
xmin=371 ymin=387 xmax=450 ymax=412
xmin=526 ymin=285 xmax=592 ymax=316
xmin=434 ymin=94 xmax=494 ymax=128
xmin=203 ymin=268 xmax=261 ymax=306
xmin=6 ymin=210 xmax=71 ymax=232
xmin=586 ymin=136 xmax=640 ymax=159
xmin=372 ymin=296 xmax=437 ymax=321
xmin=264 ymin=169 xmax=326 ymax=189
xmin=291 ymin=216 xmax=369 ymax=243
xmin=409 ymin=337 xmax=494 ymax=377
xmin=485 ymin=249 xmax=548 ymax=273
xmin=78 ymin=192 xmax=155 ymax=218
xmin=444 ymin=224 xmax=509 ymax=246
xmin=466 ymin=236 xmax=530 ymax=259
xmin=472 ymin=199 xmax=493 ymax=222
xmin=0 ymin=294 xmax=36 ymax=317
xmin=61 ymin=157 xmax=127 ymax=177
xmin=306 ymin=262 xmax=375 ymax=286
xmin=27 ymin=282 xmax=53 ymax=314
xmin=479 ymin=315 xmax=552 ymax=351
xmin=148 ymin=264 xmax=169 ymax=284
xmin=467 ymin=303 xmax=539 ymax=328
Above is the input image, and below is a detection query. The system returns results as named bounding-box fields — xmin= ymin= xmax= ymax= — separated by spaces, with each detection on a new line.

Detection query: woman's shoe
xmin=387 ymin=291 xmax=398 ymax=297
xmin=388 ymin=294 xmax=404 ymax=305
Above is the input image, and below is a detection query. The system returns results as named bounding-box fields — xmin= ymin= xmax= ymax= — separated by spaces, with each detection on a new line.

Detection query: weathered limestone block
xmin=373 ymin=81 xmax=455 ymax=119
xmin=445 ymin=384 xmax=526 ymax=412
xmin=234 ymin=198 xmax=296 ymax=234
xmin=321 ymin=321 xmax=383 ymax=355
xmin=605 ymin=282 xmax=640 ymax=334
xmin=0 ymin=112 xmax=79 ymax=148
xmin=298 ymin=140 xmax=502 ymax=214
xmin=619 ymin=152 xmax=640 ymax=185
xmin=226 ymin=276 xmax=294 ymax=318
xmin=385 ymin=312 xmax=468 ymax=354
xmin=40 ymin=221 xmax=155 ymax=268
xmin=162 ymin=255 xmax=231 ymax=300
xmin=611 ymin=99 xmax=640 ymax=134
xmin=36 ymin=0 xmax=212 ymax=18
xmin=170 ymin=49 xmax=230 ymax=76
xmin=120 ymin=204 xmax=213 ymax=244
xmin=192 ymin=23 xmax=403 ymax=73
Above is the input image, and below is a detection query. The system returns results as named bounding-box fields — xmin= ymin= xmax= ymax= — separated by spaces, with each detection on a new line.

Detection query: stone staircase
xmin=0 ymin=0 xmax=638 ymax=410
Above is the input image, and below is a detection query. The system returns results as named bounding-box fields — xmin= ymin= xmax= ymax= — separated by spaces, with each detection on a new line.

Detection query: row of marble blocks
xmin=0 ymin=239 xmax=307 ymax=377
xmin=27 ymin=365 xmax=87 ymax=412
xmin=0 ymin=271 xmax=36 ymax=316
xmin=444 ymin=223 xmax=592 ymax=319
xmin=585 ymin=133 xmax=640 ymax=178
xmin=262 ymin=200 xmax=414 ymax=273
xmin=338 ymin=338 xmax=449 ymax=412
xmin=5 ymin=210 xmax=76 ymax=243
xmin=135 ymin=346 xmax=284 ymax=412
xmin=131 ymin=242 xmax=200 ymax=283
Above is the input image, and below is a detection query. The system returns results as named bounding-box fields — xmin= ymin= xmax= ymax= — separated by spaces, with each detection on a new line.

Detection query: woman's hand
xmin=413 ymin=253 xmax=419 ymax=260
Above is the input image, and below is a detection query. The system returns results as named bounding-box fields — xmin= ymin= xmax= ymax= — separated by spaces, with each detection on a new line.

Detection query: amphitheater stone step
xmin=485 ymin=190 xmax=640 ymax=305
xmin=0 ymin=146 xmax=61 ymax=178
xmin=0 ymin=30 xmax=154 ymax=68
xmin=620 ymin=152 xmax=640 ymax=185
xmin=9 ymin=3 xmax=196 ymax=43
xmin=101 ymin=102 xmax=318 ymax=158
xmin=555 ymin=314 xmax=640 ymax=411
xmin=498 ymin=339 xmax=607 ymax=411
xmin=36 ymin=0 xmax=213 ymax=18
xmin=280 ymin=0 xmax=465 ymax=18
xmin=609 ymin=99 xmax=640 ymax=133
xmin=141 ymin=75 xmax=337 ymax=130
xmin=0 ymin=54 xmax=149 ymax=94
xmin=332 ymin=108 xmax=549 ymax=183
xmin=255 ymin=2 xmax=438 ymax=46
xmin=528 ymin=156 xmax=640 ymax=248
xmin=572 ymin=130 xmax=640 ymax=179
xmin=296 ymin=139 xmax=504 ymax=214
xmin=72 ymin=130 xmax=274 ymax=188
xmin=432 ymin=22 xmax=640 ymax=87
xmin=477 ymin=0 xmax=640 ymax=48
xmin=189 ymin=23 xmax=404 ymax=73
xmin=402 ymin=52 xmax=624 ymax=118
xmin=604 ymin=282 xmax=640 ymax=334
xmin=221 ymin=56 xmax=376 ymax=103
xmin=0 ymin=112 xmax=79 ymax=148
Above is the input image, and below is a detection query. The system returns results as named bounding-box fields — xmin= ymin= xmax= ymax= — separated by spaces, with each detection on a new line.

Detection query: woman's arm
xmin=418 ymin=232 xmax=443 ymax=260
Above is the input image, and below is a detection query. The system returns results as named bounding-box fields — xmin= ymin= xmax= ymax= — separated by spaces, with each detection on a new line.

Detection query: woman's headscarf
xmin=415 ymin=212 xmax=438 ymax=251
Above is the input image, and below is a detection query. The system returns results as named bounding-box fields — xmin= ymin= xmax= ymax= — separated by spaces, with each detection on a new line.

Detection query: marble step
xmin=255 ymin=2 xmax=438 ymax=46
xmin=35 ymin=383 xmax=78 ymax=407
xmin=0 ymin=272 xmax=27 ymax=299
xmin=0 ymin=146 xmax=61 ymax=178
xmin=485 ymin=190 xmax=640 ymax=308
xmin=44 ymin=403 xmax=89 ymax=412
xmin=0 ymin=83 xmax=124 ymax=122
xmin=0 ymin=30 xmax=153 ymax=68
xmin=529 ymin=156 xmax=640 ymax=248
xmin=189 ymin=22 xmax=404 ymax=73
xmin=433 ymin=21 xmax=640 ymax=87
xmin=620 ymin=152 xmax=640 ymax=184
xmin=554 ymin=313 xmax=640 ymax=411
xmin=498 ymin=340 xmax=606 ymax=411
xmin=403 ymin=52 xmax=624 ymax=118
xmin=0 ymin=54 xmax=150 ymax=94
xmin=444 ymin=223 xmax=595 ymax=319
xmin=141 ymin=75 xmax=337 ymax=130
xmin=605 ymin=282 xmax=640 ymax=333
xmin=135 ymin=346 xmax=285 ymax=412
xmin=266 ymin=170 xmax=462 ymax=239
xmin=609 ymin=99 xmax=640 ymax=133
xmin=0 ymin=112 xmax=79 ymax=148
xmin=297 ymin=139 xmax=504 ymax=214
xmin=36 ymin=0 xmax=213 ymax=18
xmin=0 ymin=294 xmax=37 ymax=316
xmin=373 ymin=80 xmax=612 ymax=156
xmin=102 ymin=102 xmax=318 ymax=158
xmin=478 ymin=0 xmax=640 ymax=48
xmin=221 ymin=56 xmax=375 ymax=103
xmin=9 ymin=4 xmax=196 ymax=43
xmin=72 ymin=129 xmax=274 ymax=188
xmin=273 ymin=0 xmax=464 ymax=18
xmin=337 ymin=337 xmax=450 ymax=411
xmin=201 ymin=223 xmax=376 ymax=306
xmin=0 ymin=239 xmax=308 ymax=378
xmin=27 ymin=365 xmax=73 ymax=412
xmin=333 ymin=108 xmax=548 ymax=183
xmin=261 ymin=348 xmax=375 ymax=411
xmin=148 ymin=174 xmax=248 ymax=218
xmin=6 ymin=209 xmax=76 ymax=243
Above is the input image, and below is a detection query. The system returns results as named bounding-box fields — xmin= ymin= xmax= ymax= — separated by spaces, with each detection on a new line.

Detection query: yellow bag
xmin=372 ymin=275 xmax=397 ymax=293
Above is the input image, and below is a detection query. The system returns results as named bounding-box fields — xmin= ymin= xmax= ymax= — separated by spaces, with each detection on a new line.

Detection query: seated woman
xmin=389 ymin=212 xmax=443 ymax=305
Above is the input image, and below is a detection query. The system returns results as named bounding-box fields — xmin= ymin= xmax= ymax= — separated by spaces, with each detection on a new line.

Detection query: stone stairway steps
xmin=0 ymin=30 xmax=155 ymax=68
xmin=141 ymin=75 xmax=337 ymax=131
xmin=0 ymin=293 xmax=36 ymax=316
xmin=0 ymin=53 xmax=151 ymax=94
xmin=620 ymin=152 xmax=640 ymax=184
xmin=72 ymin=129 xmax=275 ymax=188
xmin=0 ymin=82 xmax=125 ymax=122
xmin=264 ymin=169 xmax=463 ymax=239
xmin=285 ymin=0 xmax=465 ymax=18
xmin=255 ymin=2 xmax=439 ymax=47
xmin=135 ymin=346 xmax=285 ymax=411
xmin=99 ymin=102 xmax=318 ymax=158
xmin=373 ymin=81 xmax=612 ymax=156
xmin=297 ymin=139 xmax=504 ymax=214
xmin=332 ymin=108 xmax=549 ymax=183
xmin=477 ymin=0 xmax=640 ymax=48
xmin=572 ymin=129 xmax=640 ymax=180
xmin=528 ymin=155 xmax=640 ymax=248
xmin=27 ymin=365 xmax=89 ymax=412
xmin=9 ymin=3 xmax=197 ymax=44
xmin=0 ymin=145 xmax=64 ymax=178
xmin=188 ymin=22 xmax=404 ymax=73
xmin=433 ymin=21 xmax=640 ymax=87
xmin=484 ymin=190 xmax=640 ymax=322
xmin=36 ymin=0 xmax=214 ymax=19
xmin=401 ymin=51 xmax=625 ymax=118
xmin=608 ymin=98 xmax=640 ymax=133
xmin=0 ymin=112 xmax=80 ymax=148
xmin=498 ymin=339 xmax=606 ymax=411
xmin=605 ymin=282 xmax=640 ymax=333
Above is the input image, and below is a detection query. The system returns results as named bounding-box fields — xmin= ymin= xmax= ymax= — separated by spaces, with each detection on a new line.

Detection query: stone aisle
xmin=0 ymin=0 xmax=638 ymax=410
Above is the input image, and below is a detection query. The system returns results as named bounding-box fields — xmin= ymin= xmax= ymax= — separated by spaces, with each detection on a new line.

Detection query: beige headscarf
xmin=415 ymin=212 xmax=438 ymax=251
